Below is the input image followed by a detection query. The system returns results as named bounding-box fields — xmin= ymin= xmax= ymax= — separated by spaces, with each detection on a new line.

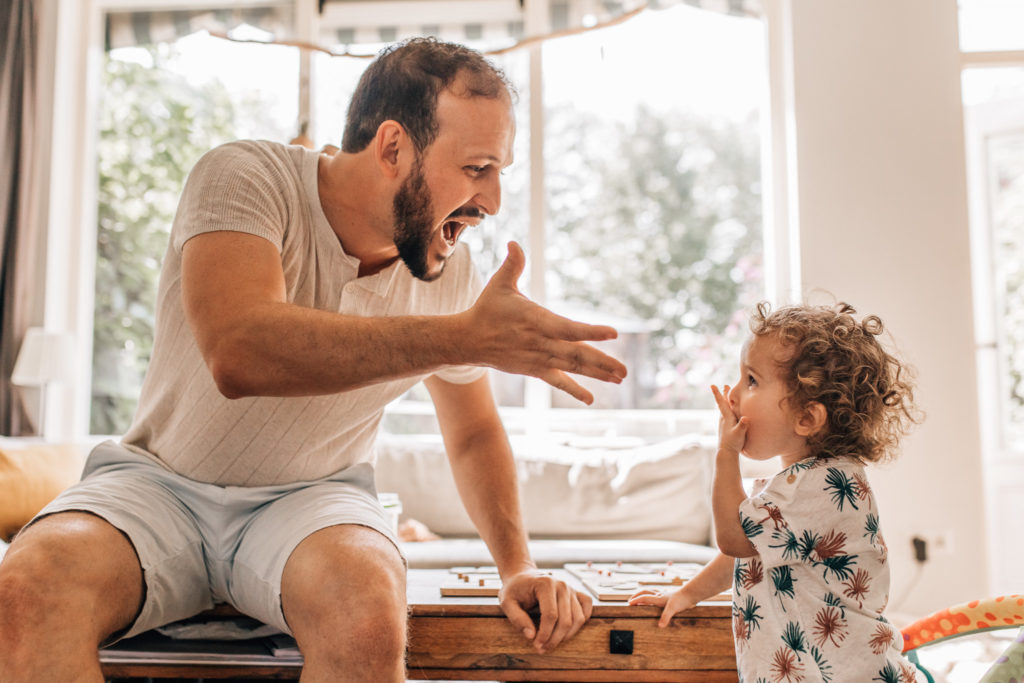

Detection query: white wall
xmin=779 ymin=0 xmax=987 ymax=616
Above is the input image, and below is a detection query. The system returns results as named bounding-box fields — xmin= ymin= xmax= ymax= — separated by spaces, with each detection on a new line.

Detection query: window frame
xmin=960 ymin=45 xmax=1024 ymax=596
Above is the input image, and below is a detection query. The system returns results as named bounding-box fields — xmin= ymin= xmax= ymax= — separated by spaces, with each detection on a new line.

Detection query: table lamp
xmin=11 ymin=327 xmax=75 ymax=437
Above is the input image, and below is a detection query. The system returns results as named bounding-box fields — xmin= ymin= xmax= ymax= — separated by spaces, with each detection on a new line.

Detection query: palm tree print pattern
xmin=730 ymin=458 xmax=924 ymax=682
xmin=842 ymin=568 xmax=872 ymax=609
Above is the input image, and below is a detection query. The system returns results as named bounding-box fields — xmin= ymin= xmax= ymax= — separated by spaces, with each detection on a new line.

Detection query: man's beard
xmin=393 ymin=159 xmax=442 ymax=282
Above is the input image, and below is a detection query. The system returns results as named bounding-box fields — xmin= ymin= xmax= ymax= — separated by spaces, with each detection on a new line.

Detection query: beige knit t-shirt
xmin=121 ymin=140 xmax=486 ymax=486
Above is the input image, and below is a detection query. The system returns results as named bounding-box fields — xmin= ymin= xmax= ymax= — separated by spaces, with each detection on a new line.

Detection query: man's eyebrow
xmin=468 ymin=153 xmax=512 ymax=167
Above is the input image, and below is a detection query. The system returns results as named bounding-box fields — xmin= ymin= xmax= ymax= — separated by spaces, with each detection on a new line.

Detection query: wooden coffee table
xmin=101 ymin=568 xmax=737 ymax=682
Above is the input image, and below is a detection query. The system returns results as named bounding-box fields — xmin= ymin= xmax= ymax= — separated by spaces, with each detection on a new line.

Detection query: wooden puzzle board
xmin=439 ymin=566 xmax=503 ymax=597
xmin=439 ymin=562 xmax=731 ymax=603
xmin=564 ymin=561 xmax=731 ymax=603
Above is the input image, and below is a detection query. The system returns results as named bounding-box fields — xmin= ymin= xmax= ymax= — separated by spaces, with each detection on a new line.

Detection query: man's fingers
xmin=540 ymin=371 xmax=593 ymax=405
xmin=502 ymin=599 xmax=536 ymax=640
xmin=502 ymin=577 xmax=593 ymax=653
xmin=579 ymin=590 xmax=593 ymax=621
xmin=560 ymin=591 xmax=588 ymax=643
xmin=532 ymin=580 xmax=558 ymax=651
xmin=573 ymin=590 xmax=592 ymax=636
xmin=551 ymin=320 xmax=619 ymax=344
xmin=540 ymin=583 xmax=574 ymax=651
xmin=491 ymin=241 xmax=526 ymax=288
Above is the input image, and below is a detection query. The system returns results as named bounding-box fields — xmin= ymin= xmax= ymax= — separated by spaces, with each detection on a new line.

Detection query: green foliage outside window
xmin=545 ymin=105 xmax=763 ymax=409
xmin=92 ymin=47 xmax=237 ymax=434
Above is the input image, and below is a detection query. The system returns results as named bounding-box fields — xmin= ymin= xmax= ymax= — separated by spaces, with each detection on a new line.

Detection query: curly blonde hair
xmin=750 ymin=301 xmax=920 ymax=464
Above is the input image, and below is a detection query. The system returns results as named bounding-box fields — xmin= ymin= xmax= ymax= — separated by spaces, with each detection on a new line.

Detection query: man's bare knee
xmin=282 ymin=526 xmax=406 ymax=679
xmin=0 ymin=511 xmax=144 ymax=647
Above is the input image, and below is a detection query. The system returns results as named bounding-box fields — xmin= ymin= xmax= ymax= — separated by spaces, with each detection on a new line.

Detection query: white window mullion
xmin=40 ymin=0 xmax=104 ymax=440
xmin=523 ymin=0 xmax=552 ymax=427
xmin=760 ymin=0 xmax=800 ymax=306
xmin=295 ymin=0 xmax=318 ymax=141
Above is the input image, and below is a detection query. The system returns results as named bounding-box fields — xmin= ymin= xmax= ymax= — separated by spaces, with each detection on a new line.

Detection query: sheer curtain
xmin=0 ymin=0 xmax=41 ymax=435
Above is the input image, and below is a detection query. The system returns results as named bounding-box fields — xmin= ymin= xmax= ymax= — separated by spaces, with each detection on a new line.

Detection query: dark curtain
xmin=0 ymin=0 xmax=40 ymax=436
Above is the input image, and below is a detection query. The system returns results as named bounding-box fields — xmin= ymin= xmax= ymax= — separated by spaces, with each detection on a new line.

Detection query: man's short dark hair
xmin=341 ymin=37 xmax=513 ymax=155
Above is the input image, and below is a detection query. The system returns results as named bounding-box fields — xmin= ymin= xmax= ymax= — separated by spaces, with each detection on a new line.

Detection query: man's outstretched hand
xmin=464 ymin=241 xmax=628 ymax=404
xmin=498 ymin=569 xmax=593 ymax=653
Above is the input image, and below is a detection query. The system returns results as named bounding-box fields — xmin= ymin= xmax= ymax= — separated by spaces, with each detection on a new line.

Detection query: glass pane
xmin=312 ymin=52 xmax=371 ymax=149
xmin=963 ymin=67 xmax=1024 ymax=448
xmin=541 ymin=5 xmax=765 ymax=412
xmin=993 ymin=128 xmax=1024 ymax=444
xmin=92 ymin=22 xmax=298 ymax=434
xmin=959 ymin=0 xmax=1024 ymax=52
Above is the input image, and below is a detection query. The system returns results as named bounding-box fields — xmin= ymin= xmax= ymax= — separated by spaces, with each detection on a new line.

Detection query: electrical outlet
xmin=916 ymin=530 xmax=955 ymax=558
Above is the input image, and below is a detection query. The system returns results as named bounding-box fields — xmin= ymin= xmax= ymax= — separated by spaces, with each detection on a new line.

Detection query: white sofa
xmin=375 ymin=433 xmax=718 ymax=568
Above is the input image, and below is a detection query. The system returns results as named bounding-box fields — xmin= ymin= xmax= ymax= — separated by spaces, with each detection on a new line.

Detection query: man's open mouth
xmin=442 ymin=208 xmax=483 ymax=247
xmin=442 ymin=220 xmax=463 ymax=247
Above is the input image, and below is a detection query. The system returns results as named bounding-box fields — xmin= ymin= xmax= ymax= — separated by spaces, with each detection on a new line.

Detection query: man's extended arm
xmin=182 ymin=233 xmax=626 ymax=404
xmin=425 ymin=373 xmax=592 ymax=653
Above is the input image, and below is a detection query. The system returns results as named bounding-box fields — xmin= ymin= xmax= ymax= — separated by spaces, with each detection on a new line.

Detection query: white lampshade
xmin=11 ymin=327 xmax=75 ymax=387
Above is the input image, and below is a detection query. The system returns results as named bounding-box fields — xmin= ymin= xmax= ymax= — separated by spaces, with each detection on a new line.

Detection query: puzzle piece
xmin=440 ymin=566 xmax=503 ymax=597
xmin=565 ymin=561 xmax=730 ymax=602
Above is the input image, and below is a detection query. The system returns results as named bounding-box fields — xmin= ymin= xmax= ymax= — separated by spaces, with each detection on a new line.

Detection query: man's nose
xmin=474 ymin=172 xmax=501 ymax=216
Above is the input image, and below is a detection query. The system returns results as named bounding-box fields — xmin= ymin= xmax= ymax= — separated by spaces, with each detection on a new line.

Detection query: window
xmin=88 ymin=1 xmax=766 ymax=440
xmin=960 ymin=0 xmax=1024 ymax=596
xmin=540 ymin=6 xmax=764 ymax=415
xmin=964 ymin=67 xmax=1024 ymax=450
xmin=92 ymin=11 xmax=298 ymax=433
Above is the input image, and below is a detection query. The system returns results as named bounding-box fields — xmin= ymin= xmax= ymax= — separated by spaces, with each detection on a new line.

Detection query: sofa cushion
xmin=374 ymin=434 xmax=713 ymax=545
xmin=0 ymin=441 xmax=86 ymax=542
xmin=401 ymin=537 xmax=718 ymax=569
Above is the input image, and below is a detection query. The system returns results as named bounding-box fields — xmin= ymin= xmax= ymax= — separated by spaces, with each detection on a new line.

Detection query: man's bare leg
xmin=281 ymin=525 xmax=407 ymax=682
xmin=0 ymin=512 xmax=144 ymax=682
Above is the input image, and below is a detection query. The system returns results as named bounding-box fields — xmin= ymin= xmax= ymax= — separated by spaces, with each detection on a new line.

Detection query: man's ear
xmin=373 ymin=120 xmax=407 ymax=179
xmin=795 ymin=402 xmax=827 ymax=437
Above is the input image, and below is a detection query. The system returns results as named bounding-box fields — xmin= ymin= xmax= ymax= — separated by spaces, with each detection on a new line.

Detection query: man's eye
xmin=467 ymin=165 xmax=486 ymax=174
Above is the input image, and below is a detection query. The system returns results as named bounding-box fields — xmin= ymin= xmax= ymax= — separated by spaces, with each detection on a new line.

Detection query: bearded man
xmin=0 ymin=38 xmax=628 ymax=681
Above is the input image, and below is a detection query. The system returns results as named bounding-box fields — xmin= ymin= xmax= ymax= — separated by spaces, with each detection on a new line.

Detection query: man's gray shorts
xmin=29 ymin=440 xmax=403 ymax=641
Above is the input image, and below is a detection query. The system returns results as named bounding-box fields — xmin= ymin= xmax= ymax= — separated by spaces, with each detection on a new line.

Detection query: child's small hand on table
xmin=628 ymin=587 xmax=697 ymax=628
xmin=711 ymin=384 xmax=747 ymax=456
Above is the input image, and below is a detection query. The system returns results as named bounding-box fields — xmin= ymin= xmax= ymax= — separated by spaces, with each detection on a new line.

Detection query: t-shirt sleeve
xmin=737 ymin=462 xmax=871 ymax=572
xmin=433 ymin=252 xmax=487 ymax=385
xmin=171 ymin=142 xmax=289 ymax=254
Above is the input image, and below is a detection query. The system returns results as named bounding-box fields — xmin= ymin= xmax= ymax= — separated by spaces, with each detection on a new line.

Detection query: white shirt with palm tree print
xmin=733 ymin=456 xmax=925 ymax=683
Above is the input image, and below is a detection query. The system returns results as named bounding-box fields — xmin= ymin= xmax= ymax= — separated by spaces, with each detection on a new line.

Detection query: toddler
xmin=631 ymin=302 xmax=924 ymax=682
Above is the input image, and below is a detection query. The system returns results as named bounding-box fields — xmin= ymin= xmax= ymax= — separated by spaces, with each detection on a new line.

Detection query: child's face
xmin=727 ymin=335 xmax=809 ymax=466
